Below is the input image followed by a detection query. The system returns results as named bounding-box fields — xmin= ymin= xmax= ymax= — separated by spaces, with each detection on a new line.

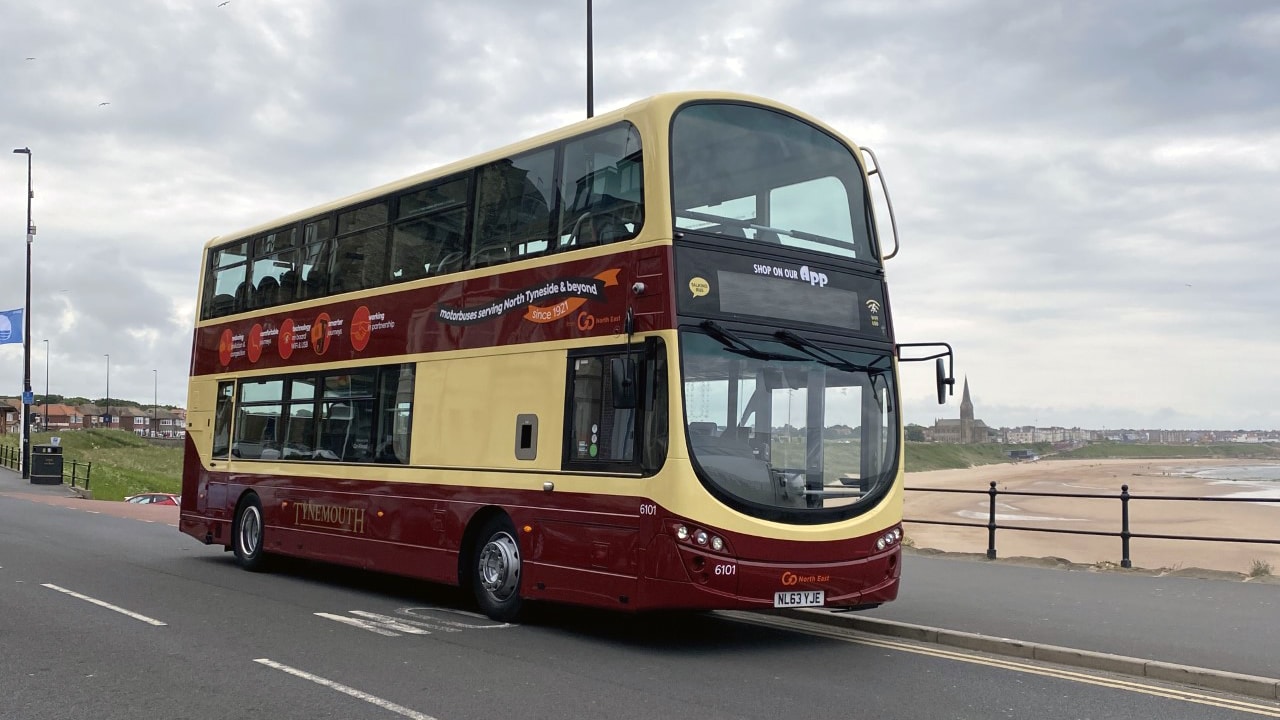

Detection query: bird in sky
xmin=99 ymin=102 xmax=111 ymax=106
xmin=26 ymin=57 xmax=35 ymax=60
xmin=218 ymin=1 xmax=230 ymax=6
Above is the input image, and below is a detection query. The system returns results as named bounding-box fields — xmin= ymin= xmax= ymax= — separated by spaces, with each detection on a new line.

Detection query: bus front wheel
xmin=232 ymin=494 xmax=268 ymax=571
xmin=471 ymin=516 xmax=523 ymax=621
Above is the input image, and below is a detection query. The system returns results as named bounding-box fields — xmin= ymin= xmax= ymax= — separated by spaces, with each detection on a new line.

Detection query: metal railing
xmin=0 ymin=445 xmax=92 ymax=489
xmin=66 ymin=459 xmax=93 ymax=490
xmin=905 ymin=481 xmax=1280 ymax=568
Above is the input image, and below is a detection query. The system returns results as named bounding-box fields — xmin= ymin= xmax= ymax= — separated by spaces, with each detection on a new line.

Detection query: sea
xmin=1180 ymin=464 xmax=1280 ymax=501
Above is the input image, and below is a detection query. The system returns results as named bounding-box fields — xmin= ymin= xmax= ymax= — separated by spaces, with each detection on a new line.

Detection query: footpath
xmin=778 ymin=548 xmax=1280 ymax=700
xmin=3 ymin=464 xmax=1277 ymax=699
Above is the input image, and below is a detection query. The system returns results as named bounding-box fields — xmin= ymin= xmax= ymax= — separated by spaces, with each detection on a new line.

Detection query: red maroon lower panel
xmin=180 ymin=463 xmax=903 ymax=613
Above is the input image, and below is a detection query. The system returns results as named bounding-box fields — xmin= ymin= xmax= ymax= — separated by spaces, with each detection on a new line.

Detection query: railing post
xmin=84 ymin=462 xmax=92 ymax=490
xmin=1120 ymin=484 xmax=1132 ymax=568
xmin=987 ymin=480 xmax=998 ymax=559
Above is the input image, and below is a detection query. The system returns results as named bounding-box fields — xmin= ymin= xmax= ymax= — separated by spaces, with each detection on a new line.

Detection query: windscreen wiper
xmin=700 ymin=321 xmax=799 ymax=362
xmin=774 ymin=330 xmax=888 ymax=374
xmin=677 ymin=209 xmax=861 ymax=253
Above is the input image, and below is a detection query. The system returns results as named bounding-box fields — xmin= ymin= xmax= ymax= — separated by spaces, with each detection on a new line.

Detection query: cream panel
xmin=414 ymin=350 xmax=567 ymax=471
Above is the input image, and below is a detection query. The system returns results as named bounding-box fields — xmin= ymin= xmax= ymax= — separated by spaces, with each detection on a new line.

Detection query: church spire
xmin=960 ymin=376 xmax=973 ymax=422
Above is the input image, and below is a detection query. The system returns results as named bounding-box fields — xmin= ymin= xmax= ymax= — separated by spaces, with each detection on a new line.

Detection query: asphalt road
xmin=2 ymin=477 xmax=1279 ymax=719
xmin=866 ymin=552 xmax=1280 ymax=678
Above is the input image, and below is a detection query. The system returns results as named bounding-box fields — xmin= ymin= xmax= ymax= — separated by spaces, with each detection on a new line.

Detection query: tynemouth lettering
xmin=752 ymin=263 xmax=829 ymax=287
xmin=437 ymin=277 xmax=607 ymax=326
xmin=295 ymin=502 xmax=366 ymax=534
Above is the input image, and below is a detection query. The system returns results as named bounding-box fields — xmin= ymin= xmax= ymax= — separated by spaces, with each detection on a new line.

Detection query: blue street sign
xmin=22 ymin=391 xmax=34 ymax=405
xmin=101 ymin=414 xmax=112 ymax=424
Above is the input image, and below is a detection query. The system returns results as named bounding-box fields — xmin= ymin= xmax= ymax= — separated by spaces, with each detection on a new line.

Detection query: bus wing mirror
xmin=611 ymin=357 xmax=637 ymax=409
xmin=896 ymin=342 xmax=956 ymax=405
xmin=935 ymin=358 xmax=949 ymax=405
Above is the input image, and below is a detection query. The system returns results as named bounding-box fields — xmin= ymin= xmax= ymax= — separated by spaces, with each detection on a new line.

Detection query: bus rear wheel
xmin=472 ymin=516 xmax=523 ymax=621
xmin=232 ymin=494 xmax=268 ymax=571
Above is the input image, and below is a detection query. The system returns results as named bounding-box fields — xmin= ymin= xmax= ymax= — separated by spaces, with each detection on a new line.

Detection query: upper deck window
xmin=557 ymin=124 xmax=644 ymax=250
xmin=671 ymin=103 xmax=875 ymax=264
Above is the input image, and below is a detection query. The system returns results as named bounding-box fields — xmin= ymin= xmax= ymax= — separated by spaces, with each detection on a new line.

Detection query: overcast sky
xmin=2 ymin=0 xmax=1277 ymax=431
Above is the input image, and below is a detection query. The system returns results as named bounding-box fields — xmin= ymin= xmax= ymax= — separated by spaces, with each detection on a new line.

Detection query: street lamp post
xmin=152 ymin=369 xmax=157 ymax=438
xmin=13 ymin=147 xmax=33 ymax=478
xmin=43 ymin=338 xmax=49 ymax=432
xmin=586 ymin=0 xmax=594 ymax=118
xmin=104 ymin=354 xmax=110 ymax=430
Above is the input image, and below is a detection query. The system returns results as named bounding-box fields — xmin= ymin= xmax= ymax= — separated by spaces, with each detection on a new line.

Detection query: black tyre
xmin=471 ymin=515 xmax=524 ymax=622
xmin=232 ymin=494 xmax=268 ymax=571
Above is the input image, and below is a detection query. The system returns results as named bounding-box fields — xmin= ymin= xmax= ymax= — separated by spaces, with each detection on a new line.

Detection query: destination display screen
xmin=675 ymin=246 xmax=889 ymax=339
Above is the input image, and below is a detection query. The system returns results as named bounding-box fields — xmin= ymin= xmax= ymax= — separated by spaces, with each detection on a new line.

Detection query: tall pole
xmin=43 ymin=338 xmax=48 ymax=431
xmin=152 ymin=369 xmax=157 ymax=438
xmin=586 ymin=0 xmax=594 ymax=118
xmin=13 ymin=147 xmax=33 ymax=478
xmin=104 ymin=354 xmax=110 ymax=430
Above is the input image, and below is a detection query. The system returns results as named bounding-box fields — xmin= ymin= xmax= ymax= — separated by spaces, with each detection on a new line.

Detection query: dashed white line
xmin=41 ymin=584 xmax=167 ymax=626
xmin=254 ymin=658 xmax=439 ymax=720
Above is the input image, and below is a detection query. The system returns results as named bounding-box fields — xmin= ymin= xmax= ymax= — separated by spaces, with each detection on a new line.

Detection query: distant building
xmin=931 ymin=378 xmax=994 ymax=443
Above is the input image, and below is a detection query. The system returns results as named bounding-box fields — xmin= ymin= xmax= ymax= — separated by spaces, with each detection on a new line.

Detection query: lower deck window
xmin=228 ymin=363 xmax=414 ymax=464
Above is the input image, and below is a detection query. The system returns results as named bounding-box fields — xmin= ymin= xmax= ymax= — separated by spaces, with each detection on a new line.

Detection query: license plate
xmin=773 ymin=590 xmax=825 ymax=608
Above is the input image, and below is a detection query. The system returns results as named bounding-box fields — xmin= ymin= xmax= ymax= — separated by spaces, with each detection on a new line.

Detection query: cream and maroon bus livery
xmin=179 ymin=91 xmax=954 ymax=621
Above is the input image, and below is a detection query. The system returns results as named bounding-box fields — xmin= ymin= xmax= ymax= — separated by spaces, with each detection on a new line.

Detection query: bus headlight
xmin=675 ymin=525 xmax=689 ymax=540
xmin=710 ymin=536 xmax=724 ymax=551
xmin=694 ymin=530 xmax=709 ymax=546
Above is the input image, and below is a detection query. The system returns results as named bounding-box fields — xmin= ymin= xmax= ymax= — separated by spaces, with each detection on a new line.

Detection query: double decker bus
xmin=180 ymin=91 xmax=954 ymax=621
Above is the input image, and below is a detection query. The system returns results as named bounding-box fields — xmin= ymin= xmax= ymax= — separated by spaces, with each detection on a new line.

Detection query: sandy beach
xmin=903 ymin=458 xmax=1280 ymax=575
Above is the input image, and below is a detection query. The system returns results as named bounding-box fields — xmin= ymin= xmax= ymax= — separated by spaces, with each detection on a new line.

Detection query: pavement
xmin=3 ymin=462 xmax=1276 ymax=699
xmin=0 ymin=462 xmax=178 ymax=524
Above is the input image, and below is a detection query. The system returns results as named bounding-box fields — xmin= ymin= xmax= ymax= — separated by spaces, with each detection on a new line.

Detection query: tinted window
xmin=472 ymin=148 xmax=558 ymax=267
xmin=558 ymin=124 xmax=644 ymax=249
xmin=672 ymin=103 xmax=874 ymax=263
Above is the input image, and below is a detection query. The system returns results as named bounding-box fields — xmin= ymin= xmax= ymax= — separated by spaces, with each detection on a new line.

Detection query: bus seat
xmin=209 ymin=294 xmax=235 ymax=317
xmin=302 ymin=270 xmax=323 ymax=298
xmin=256 ymin=276 xmax=280 ymax=307
xmin=434 ymin=251 xmax=465 ymax=275
xmin=278 ymin=270 xmax=299 ymax=300
xmin=470 ymin=243 xmax=510 ymax=268
xmin=233 ymin=282 xmax=253 ymax=312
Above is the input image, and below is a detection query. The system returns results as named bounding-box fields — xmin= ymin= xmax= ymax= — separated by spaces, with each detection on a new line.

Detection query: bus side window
xmin=472 ymin=149 xmax=557 ymax=268
xmin=564 ymin=351 xmax=638 ymax=467
xmin=211 ymin=381 xmax=234 ymax=460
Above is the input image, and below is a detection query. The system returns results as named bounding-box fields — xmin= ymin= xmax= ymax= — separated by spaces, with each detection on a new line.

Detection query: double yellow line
xmin=730 ymin=613 xmax=1280 ymax=717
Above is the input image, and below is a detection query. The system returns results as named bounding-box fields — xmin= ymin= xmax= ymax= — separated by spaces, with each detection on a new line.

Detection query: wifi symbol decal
xmin=865 ymin=299 xmax=882 ymax=314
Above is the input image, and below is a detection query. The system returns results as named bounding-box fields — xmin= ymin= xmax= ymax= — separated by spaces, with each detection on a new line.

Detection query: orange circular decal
xmin=311 ymin=313 xmax=331 ymax=355
xmin=350 ymin=306 xmax=371 ymax=352
xmin=278 ymin=318 xmax=294 ymax=359
xmin=247 ymin=323 xmax=263 ymax=363
xmin=218 ymin=329 xmax=233 ymax=367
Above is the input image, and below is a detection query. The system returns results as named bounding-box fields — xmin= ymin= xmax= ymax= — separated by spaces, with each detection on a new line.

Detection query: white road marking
xmin=254 ymin=658 xmax=440 ymax=720
xmin=41 ymin=584 xmax=167 ymax=626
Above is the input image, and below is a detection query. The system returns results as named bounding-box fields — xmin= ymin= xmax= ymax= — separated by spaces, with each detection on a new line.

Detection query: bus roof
xmin=201 ymin=90 xmax=853 ymax=252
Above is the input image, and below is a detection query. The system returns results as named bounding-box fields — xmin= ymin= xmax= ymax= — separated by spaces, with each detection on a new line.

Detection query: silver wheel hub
xmin=478 ymin=531 xmax=520 ymax=600
xmin=240 ymin=506 xmax=262 ymax=556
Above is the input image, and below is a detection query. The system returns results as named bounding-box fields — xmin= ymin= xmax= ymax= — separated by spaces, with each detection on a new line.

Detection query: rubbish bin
xmin=30 ymin=444 xmax=63 ymax=485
